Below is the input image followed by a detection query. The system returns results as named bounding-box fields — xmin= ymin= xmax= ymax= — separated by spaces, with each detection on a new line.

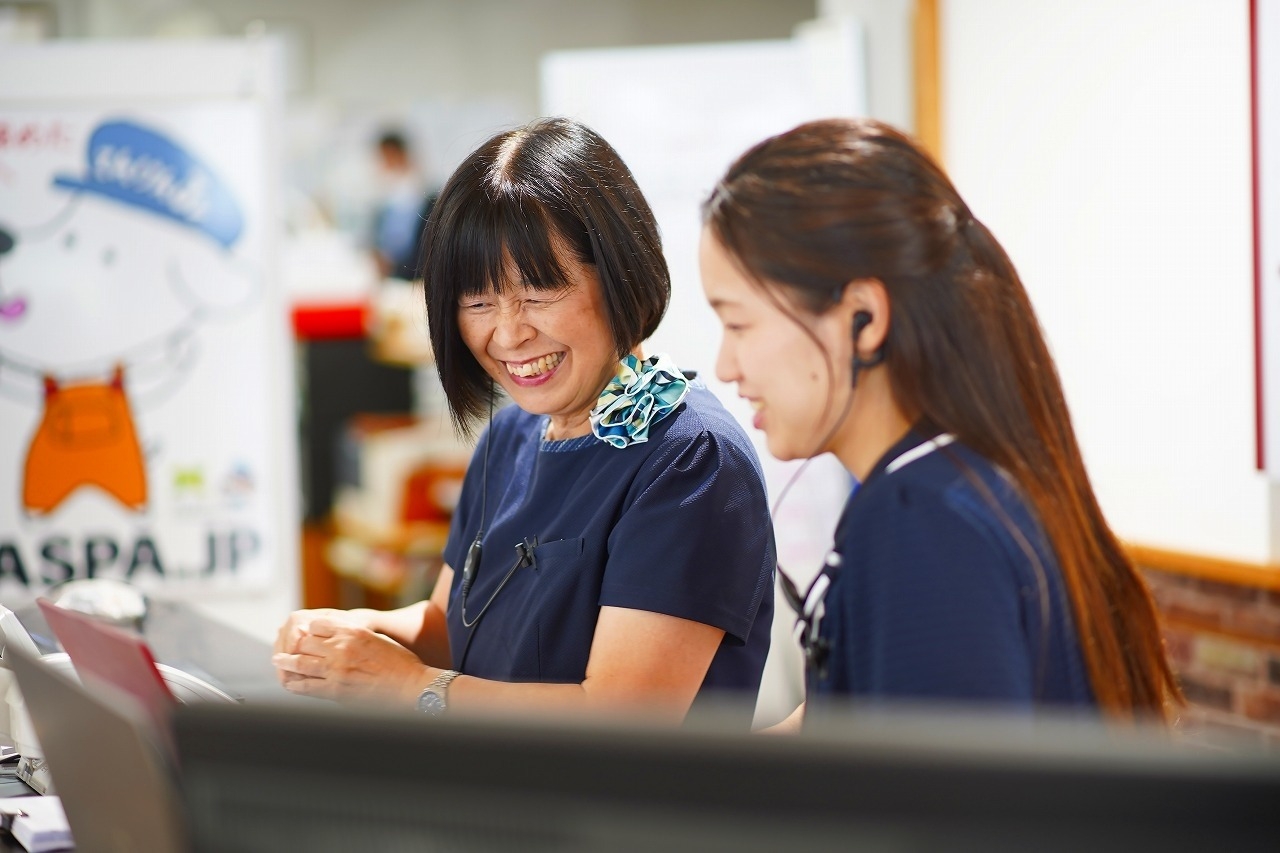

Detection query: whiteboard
xmin=943 ymin=0 xmax=1266 ymax=563
xmin=1258 ymin=0 xmax=1280 ymax=476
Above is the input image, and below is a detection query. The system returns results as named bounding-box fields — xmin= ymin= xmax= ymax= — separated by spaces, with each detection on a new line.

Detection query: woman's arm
xmin=758 ymin=702 xmax=805 ymax=734
xmin=272 ymin=565 xmax=453 ymax=681
xmin=362 ymin=565 xmax=453 ymax=667
xmin=274 ymin=603 xmax=724 ymax=722
xmin=449 ymin=606 xmax=724 ymax=720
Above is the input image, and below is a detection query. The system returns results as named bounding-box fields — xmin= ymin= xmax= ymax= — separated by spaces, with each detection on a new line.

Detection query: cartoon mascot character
xmin=0 ymin=118 xmax=256 ymax=516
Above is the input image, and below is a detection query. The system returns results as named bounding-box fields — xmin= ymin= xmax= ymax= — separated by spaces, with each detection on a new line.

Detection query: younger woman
xmin=699 ymin=118 xmax=1178 ymax=727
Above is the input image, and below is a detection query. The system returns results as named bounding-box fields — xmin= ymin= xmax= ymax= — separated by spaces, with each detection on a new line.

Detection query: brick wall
xmin=1141 ymin=566 xmax=1280 ymax=749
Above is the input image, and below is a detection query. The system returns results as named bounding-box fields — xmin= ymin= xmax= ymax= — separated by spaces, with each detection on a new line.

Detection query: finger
xmin=273 ymin=621 xmax=295 ymax=655
xmin=288 ymin=626 xmax=310 ymax=655
xmin=308 ymin=618 xmax=339 ymax=638
xmin=296 ymin=632 xmax=334 ymax=658
xmin=273 ymin=652 xmax=325 ymax=679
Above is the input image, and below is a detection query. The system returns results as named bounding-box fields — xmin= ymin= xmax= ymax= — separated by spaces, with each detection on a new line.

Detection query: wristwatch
xmin=416 ymin=669 xmax=460 ymax=716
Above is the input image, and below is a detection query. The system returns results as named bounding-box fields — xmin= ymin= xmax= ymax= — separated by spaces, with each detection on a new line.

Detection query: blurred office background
xmin=2 ymin=0 xmax=1278 ymax=744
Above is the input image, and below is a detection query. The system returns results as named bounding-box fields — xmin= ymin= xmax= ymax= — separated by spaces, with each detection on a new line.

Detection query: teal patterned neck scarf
xmin=590 ymin=353 xmax=690 ymax=449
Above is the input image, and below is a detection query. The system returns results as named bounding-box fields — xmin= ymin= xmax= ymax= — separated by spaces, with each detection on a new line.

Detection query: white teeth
xmin=508 ymin=353 xmax=563 ymax=378
xmin=749 ymin=400 xmax=763 ymax=412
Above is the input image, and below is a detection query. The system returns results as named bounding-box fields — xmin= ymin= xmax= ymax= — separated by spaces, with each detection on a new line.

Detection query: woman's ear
xmin=840 ymin=279 xmax=890 ymax=360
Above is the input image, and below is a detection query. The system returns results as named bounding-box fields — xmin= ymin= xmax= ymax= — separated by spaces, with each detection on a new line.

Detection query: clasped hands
xmin=272 ymin=609 xmax=434 ymax=706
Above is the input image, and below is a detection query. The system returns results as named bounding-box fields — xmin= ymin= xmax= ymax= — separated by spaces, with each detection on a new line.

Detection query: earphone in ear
xmin=852 ymin=310 xmax=873 ymax=340
xmin=850 ymin=310 xmax=885 ymax=387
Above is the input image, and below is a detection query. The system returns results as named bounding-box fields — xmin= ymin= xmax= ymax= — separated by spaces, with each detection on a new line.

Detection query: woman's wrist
xmin=409 ymin=665 xmax=448 ymax=710
xmin=348 ymin=607 xmax=383 ymax=632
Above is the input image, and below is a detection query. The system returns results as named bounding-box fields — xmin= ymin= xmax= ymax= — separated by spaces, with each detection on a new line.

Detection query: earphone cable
xmin=773 ymin=357 xmax=859 ymax=613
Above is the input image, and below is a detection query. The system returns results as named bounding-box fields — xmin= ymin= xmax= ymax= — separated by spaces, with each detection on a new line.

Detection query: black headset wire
xmin=773 ymin=316 xmax=868 ymax=617
xmin=453 ymin=391 xmax=494 ymax=672
xmin=455 ymin=388 xmax=543 ymax=670
xmin=457 ymin=392 xmax=494 ymax=605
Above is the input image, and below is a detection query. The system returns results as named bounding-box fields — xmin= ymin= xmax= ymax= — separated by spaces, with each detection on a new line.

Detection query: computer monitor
xmin=6 ymin=645 xmax=189 ymax=852
xmin=173 ymin=701 xmax=1280 ymax=852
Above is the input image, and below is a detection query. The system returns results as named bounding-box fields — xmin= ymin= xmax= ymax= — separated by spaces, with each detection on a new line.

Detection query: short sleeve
xmin=832 ymin=482 xmax=1033 ymax=700
xmin=599 ymin=430 xmax=774 ymax=644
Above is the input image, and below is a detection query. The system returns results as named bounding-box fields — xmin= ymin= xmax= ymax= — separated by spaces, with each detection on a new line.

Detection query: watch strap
xmin=416 ymin=669 xmax=460 ymax=715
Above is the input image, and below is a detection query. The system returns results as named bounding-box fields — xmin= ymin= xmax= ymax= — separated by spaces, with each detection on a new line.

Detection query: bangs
xmin=448 ymin=192 xmax=589 ymax=299
xmin=423 ymin=117 xmax=669 ymax=436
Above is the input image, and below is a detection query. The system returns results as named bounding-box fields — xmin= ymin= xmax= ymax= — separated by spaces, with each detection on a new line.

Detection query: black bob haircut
xmin=421 ymin=117 xmax=670 ymax=435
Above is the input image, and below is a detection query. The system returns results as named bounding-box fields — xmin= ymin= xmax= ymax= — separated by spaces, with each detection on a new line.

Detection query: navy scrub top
xmin=805 ymin=429 xmax=1094 ymax=709
xmin=442 ymin=384 xmax=775 ymax=702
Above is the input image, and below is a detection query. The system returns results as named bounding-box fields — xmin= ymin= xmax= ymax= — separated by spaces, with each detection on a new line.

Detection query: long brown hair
xmin=704 ymin=118 xmax=1179 ymax=719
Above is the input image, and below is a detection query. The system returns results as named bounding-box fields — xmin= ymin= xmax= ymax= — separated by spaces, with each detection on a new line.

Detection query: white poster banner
xmin=0 ymin=45 xmax=291 ymax=605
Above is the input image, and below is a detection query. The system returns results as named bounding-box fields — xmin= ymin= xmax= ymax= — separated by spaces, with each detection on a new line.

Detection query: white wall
xmin=818 ymin=0 xmax=914 ymax=131
xmin=942 ymin=0 xmax=1271 ymax=562
xmin=70 ymin=0 xmax=816 ymax=120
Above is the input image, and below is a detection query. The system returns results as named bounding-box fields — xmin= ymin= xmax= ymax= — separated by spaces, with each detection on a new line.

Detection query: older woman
xmin=700 ymin=119 xmax=1179 ymax=729
xmin=274 ymin=118 xmax=774 ymax=723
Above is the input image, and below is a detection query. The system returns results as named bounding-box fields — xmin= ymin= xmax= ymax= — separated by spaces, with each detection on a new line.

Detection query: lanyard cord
xmin=457 ymin=539 xmax=536 ymax=670
xmin=461 ymin=539 xmax=536 ymax=629
xmin=782 ymin=433 xmax=957 ymax=679
xmin=455 ymin=389 xmax=544 ymax=670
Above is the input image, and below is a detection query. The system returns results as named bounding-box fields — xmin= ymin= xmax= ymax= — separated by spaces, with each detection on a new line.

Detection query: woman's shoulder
xmin=624 ymin=383 xmax=765 ymax=487
xmin=655 ymin=383 xmax=755 ymax=450
xmin=851 ymin=439 xmax=1047 ymax=564
xmin=859 ymin=438 xmax=1007 ymax=505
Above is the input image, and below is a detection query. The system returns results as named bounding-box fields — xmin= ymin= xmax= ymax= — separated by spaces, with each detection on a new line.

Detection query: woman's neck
xmin=545 ymin=410 xmax=593 ymax=441
xmin=545 ymin=347 xmax=648 ymax=442
xmin=828 ymin=374 xmax=914 ymax=482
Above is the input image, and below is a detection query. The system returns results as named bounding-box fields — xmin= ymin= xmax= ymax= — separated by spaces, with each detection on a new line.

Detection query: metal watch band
xmin=416 ymin=669 xmax=460 ymax=715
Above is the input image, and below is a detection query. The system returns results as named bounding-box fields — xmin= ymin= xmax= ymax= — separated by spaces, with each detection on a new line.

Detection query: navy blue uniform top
xmin=442 ymin=384 xmax=775 ymax=703
xmin=805 ymin=429 xmax=1094 ymax=709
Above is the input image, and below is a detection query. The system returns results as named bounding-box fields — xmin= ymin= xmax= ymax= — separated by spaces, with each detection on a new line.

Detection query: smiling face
xmin=457 ymin=244 xmax=619 ymax=440
xmin=699 ymin=228 xmax=858 ymax=462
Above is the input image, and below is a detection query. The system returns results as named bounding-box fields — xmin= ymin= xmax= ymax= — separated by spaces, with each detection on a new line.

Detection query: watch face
xmin=417 ymin=689 xmax=446 ymax=716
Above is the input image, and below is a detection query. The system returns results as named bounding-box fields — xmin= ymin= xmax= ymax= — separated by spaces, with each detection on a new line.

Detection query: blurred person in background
xmin=274 ymin=118 xmax=774 ymax=724
xmin=699 ymin=118 xmax=1180 ymax=731
xmin=371 ymin=129 xmax=433 ymax=280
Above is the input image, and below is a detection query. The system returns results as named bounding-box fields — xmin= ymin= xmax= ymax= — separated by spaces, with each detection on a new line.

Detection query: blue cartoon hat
xmin=53 ymin=119 xmax=243 ymax=249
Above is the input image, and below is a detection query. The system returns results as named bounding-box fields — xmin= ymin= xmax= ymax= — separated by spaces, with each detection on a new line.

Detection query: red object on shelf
xmin=402 ymin=461 xmax=468 ymax=524
xmin=291 ymin=301 xmax=369 ymax=340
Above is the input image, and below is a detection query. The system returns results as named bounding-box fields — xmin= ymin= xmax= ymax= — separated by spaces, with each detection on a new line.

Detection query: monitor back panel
xmin=8 ymin=646 xmax=188 ymax=853
xmin=173 ymin=702 xmax=1280 ymax=853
